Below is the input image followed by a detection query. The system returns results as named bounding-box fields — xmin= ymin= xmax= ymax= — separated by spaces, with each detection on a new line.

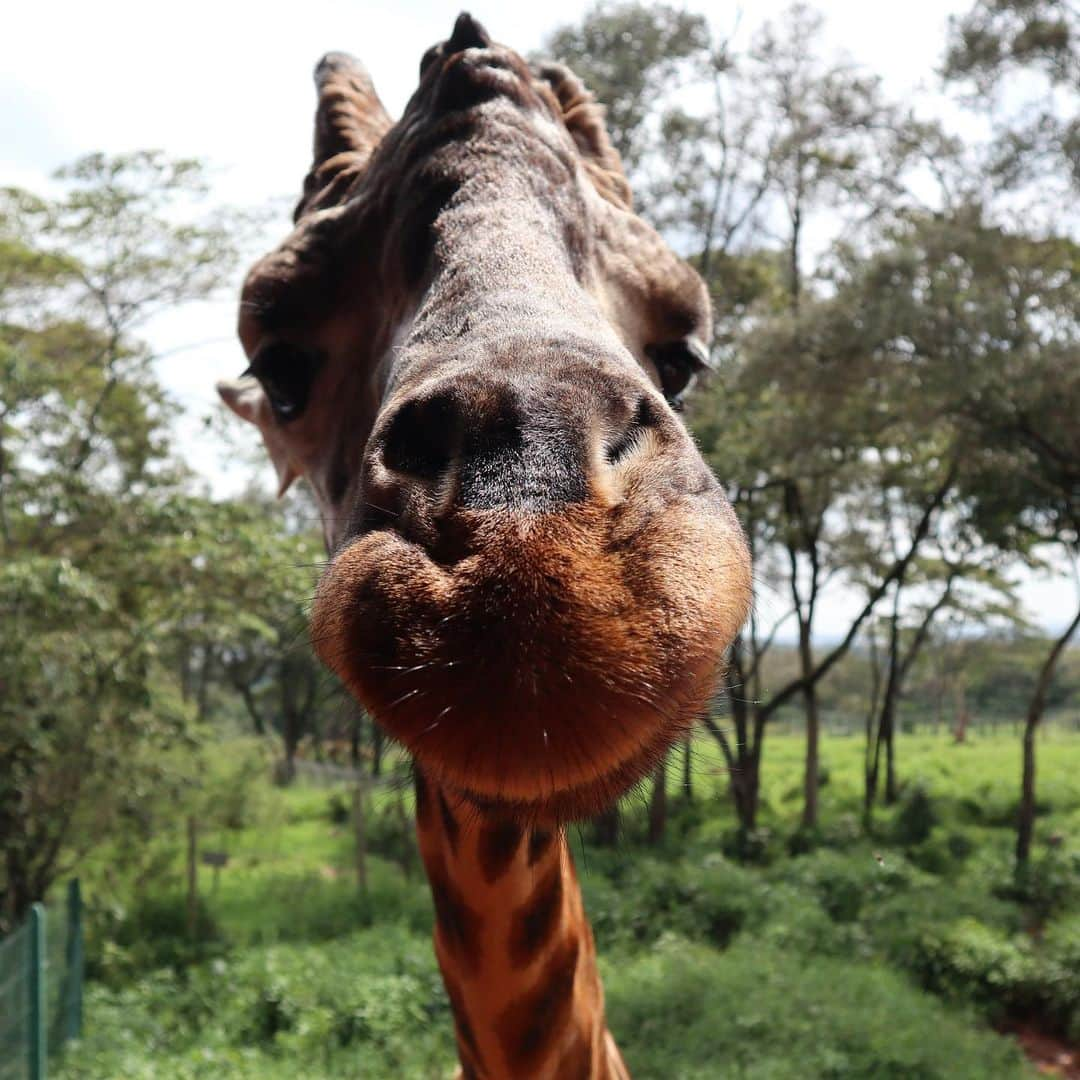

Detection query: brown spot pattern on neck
xmin=415 ymin=777 xmax=624 ymax=1078
xmin=477 ymin=819 xmax=523 ymax=883
xmin=509 ymin=858 xmax=564 ymax=969
xmin=496 ymin=935 xmax=582 ymax=1073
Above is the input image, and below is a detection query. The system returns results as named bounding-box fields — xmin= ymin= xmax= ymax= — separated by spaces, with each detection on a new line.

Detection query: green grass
xmin=57 ymin=728 xmax=1080 ymax=1078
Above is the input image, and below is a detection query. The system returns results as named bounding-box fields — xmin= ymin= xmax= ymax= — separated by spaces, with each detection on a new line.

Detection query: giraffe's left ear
xmin=297 ymin=51 xmax=394 ymax=219
xmin=216 ymin=376 xmax=299 ymax=497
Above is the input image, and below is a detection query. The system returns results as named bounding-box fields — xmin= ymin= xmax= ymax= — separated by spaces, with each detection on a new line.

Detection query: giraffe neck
xmin=413 ymin=769 xmax=630 ymax=1080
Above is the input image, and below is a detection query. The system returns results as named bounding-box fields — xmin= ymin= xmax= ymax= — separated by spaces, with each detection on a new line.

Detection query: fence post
xmin=65 ymin=880 xmax=83 ymax=1040
xmin=28 ymin=903 xmax=46 ymax=1080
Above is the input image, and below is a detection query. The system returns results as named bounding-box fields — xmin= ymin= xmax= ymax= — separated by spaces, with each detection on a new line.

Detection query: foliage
xmin=608 ymin=935 xmax=1028 ymax=1079
xmin=540 ymin=3 xmax=711 ymax=171
xmin=4 ymin=2 xmax=1079 ymax=1075
xmin=57 ymin=730 xmax=1080 ymax=1078
xmin=0 ymin=154 xmax=241 ymax=927
xmin=0 ymin=155 xmax=341 ymax=925
xmin=945 ymin=0 xmax=1079 ymax=191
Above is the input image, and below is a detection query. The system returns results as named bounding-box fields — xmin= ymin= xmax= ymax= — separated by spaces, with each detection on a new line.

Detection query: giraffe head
xmin=220 ymin=14 xmax=751 ymax=823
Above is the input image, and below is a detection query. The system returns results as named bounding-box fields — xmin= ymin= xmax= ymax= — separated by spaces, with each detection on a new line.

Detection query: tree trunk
xmin=353 ymin=787 xmax=368 ymax=893
xmin=863 ymin=624 xmax=883 ymax=822
xmin=801 ymin=682 xmax=820 ymax=828
xmin=240 ymin=683 xmax=266 ymax=735
xmin=593 ymin=806 xmax=620 ymax=847
xmin=1017 ymin=604 xmax=1080 ymax=868
xmin=349 ymin=705 xmax=363 ymax=769
xmin=195 ymin=644 xmax=214 ymax=724
xmin=712 ymin=718 xmax=763 ymax=832
xmin=884 ymin=713 xmax=899 ymax=804
xmin=371 ymin=724 xmax=385 ymax=777
xmin=745 ymin=722 xmax=765 ymax=830
xmin=647 ymin=757 xmax=667 ymax=845
xmin=186 ymin=816 xmax=199 ymax=939
xmin=873 ymin=615 xmax=901 ymax=810
xmin=682 ymin=736 xmax=693 ymax=802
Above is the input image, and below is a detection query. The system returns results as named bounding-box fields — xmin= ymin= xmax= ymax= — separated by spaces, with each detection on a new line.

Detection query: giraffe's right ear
xmin=533 ymin=62 xmax=633 ymax=212
xmin=216 ymin=376 xmax=299 ymax=497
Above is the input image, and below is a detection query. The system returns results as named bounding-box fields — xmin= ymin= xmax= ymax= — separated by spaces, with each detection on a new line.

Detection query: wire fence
xmin=0 ymin=880 xmax=83 ymax=1080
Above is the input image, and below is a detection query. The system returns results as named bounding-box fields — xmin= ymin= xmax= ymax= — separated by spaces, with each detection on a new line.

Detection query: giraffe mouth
xmin=312 ymin=497 xmax=750 ymax=822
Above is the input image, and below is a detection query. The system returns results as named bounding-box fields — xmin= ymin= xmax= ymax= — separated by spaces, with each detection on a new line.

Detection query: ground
xmin=55 ymin=726 xmax=1080 ymax=1079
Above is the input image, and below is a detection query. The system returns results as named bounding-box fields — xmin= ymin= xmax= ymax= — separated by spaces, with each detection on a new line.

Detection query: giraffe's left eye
xmin=646 ymin=340 xmax=709 ymax=409
xmin=249 ymin=343 xmax=324 ymax=423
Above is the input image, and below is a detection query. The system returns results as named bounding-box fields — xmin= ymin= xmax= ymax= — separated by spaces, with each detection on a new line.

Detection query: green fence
xmin=0 ymin=881 xmax=83 ymax=1080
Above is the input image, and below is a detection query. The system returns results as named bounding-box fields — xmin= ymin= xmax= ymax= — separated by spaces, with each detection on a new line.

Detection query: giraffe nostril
xmin=605 ymin=397 xmax=661 ymax=466
xmin=381 ymin=392 xmax=460 ymax=481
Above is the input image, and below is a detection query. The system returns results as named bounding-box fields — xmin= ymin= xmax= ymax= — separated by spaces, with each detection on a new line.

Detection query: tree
xmin=943 ymin=3 xmax=1080 ymax=863
xmin=541 ymin=2 xmax=711 ymax=173
xmin=945 ymin=0 xmax=1079 ymax=193
xmin=548 ymin=1 xmax=942 ymax=833
xmin=166 ymin=490 xmax=336 ymax=774
xmin=819 ymin=206 xmax=1079 ymax=862
xmin=0 ymin=154 xmax=242 ymax=925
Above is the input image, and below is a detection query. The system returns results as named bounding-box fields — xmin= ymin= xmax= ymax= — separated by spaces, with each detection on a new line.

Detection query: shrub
xmin=720 ymin=826 xmax=775 ymax=865
xmin=909 ymin=830 xmax=977 ymax=875
xmin=582 ymin=854 xmax=764 ymax=948
xmin=894 ymin=784 xmax=939 ymax=846
xmin=364 ymin=801 xmax=421 ymax=876
xmin=912 ymin=919 xmax=1038 ymax=1016
xmin=60 ymin=928 xmax=456 ymax=1079
xmin=326 ymin=792 xmax=350 ymax=825
xmin=774 ymin=848 xmax=915 ymax=925
xmin=87 ymin=892 xmax=225 ymax=983
xmin=786 ymin=825 xmax=822 ymax=856
xmin=995 ymin=849 xmax=1080 ymax=922
xmin=912 ymin=916 xmax=1080 ymax=1038
xmin=604 ymin=935 xmax=1028 ymax=1079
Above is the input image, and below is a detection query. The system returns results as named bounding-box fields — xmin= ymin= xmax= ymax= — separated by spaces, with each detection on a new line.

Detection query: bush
xmin=912 ymin=919 xmax=1038 ymax=1016
xmin=908 ymin=830 xmax=977 ymax=875
xmin=912 ymin=917 xmax=1080 ymax=1039
xmin=604 ymin=935 xmax=1028 ymax=1079
xmin=894 ymin=784 xmax=939 ymax=846
xmin=774 ymin=848 xmax=916 ymax=925
xmin=582 ymin=853 xmax=764 ymax=948
xmin=87 ymin=892 xmax=225 ymax=983
xmin=785 ymin=825 xmax=822 ymax=856
xmin=59 ymin=928 xmax=456 ymax=1080
xmin=754 ymin=884 xmax=864 ymax=958
xmin=326 ymin=792 xmax=350 ymax=825
xmin=995 ymin=850 xmax=1080 ymax=922
xmin=720 ymin=826 xmax=775 ymax=865
xmin=364 ymin=800 xmax=421 ymax=876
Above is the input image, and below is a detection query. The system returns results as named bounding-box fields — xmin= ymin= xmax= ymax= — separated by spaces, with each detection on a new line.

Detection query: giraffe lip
xmin=311 ymin=498 xmax=750 ymax=818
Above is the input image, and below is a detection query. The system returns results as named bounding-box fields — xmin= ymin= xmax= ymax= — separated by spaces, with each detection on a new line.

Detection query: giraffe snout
xmin=357 ymin=370 xmax=676 ymax=553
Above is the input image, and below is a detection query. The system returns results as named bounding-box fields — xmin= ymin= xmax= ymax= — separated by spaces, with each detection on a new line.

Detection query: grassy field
xmin=56 ymin=726 xmax=1080 ymax=1079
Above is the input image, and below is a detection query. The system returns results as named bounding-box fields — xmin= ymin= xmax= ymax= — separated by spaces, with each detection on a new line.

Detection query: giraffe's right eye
xmin=646 ymin=341 xmax=709 ymax=411
xmin=249 ymin=343 xmax=324 ymax=423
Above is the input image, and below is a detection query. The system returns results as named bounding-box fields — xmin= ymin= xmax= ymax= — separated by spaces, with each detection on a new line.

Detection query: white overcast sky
xmin=3 ymin=1 xmax=1075 ymax=636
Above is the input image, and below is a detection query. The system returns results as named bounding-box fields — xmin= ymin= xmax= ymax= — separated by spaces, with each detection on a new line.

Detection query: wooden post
xmin=353 ymin=786 xmax=368 ymax=894
xmin=65 ymin=880 xmax=83 ymax=1040
xmin=28 ymin=903 xmax=46 ymax=1080
xmin=186 ymin=816 xmax=198 ymax=939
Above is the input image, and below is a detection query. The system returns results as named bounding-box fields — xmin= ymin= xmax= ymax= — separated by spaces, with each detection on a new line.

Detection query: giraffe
xmin=218 ymin=14 xmax=751 ymax=1077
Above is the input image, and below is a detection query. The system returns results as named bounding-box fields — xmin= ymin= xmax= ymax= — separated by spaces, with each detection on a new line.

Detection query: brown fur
xmin=220 ymin=14 xmax=752 ymax=1078
xmin=417 ymin=771 xmax=617 ymax=1079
